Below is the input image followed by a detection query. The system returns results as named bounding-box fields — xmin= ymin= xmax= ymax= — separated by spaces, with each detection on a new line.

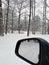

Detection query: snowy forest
xmin=0 ymin=0 xmax=49 ymax=36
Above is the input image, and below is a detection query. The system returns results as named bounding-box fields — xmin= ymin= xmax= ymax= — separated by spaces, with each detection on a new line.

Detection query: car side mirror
xmin=15 ymin=38 xmax=41 ymax=65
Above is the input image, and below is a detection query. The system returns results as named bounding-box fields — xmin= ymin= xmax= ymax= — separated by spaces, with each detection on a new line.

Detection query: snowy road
xmin=0 ymin=33 xmax=49 ymax=65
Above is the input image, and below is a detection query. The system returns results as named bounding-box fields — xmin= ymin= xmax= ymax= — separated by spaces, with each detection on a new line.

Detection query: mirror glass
xmin=19 ymin=39 xmax=40 ymax=64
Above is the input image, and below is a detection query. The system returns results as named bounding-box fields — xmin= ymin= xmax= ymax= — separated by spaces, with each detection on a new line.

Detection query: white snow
xmin=0 ymin=33 xmax=49 ymax=65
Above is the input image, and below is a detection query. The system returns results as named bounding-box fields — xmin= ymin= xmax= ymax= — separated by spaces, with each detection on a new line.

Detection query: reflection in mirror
xmin=19 ymin=40 xmax=40 ymax=64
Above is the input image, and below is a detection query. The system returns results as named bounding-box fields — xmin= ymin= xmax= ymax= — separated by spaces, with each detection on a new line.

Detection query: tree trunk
xmin=48 ymin=20 xmax=49 ymax=34
xmin=18 ymin=2 xmax=23 ymax=34
xmin=0 ymin=0 xmax=4 ymax=36
xmin=27 ymin=0 xmax=31 ymax=36
xmin=48 ymin=25 xmax=49 ymax=34
xmin=11 ymin=10 xmax=13 ymax=33
xmin=18 ymin=12 xmax=21 ymax=34
xmin=5 ymin=0 xmax=9 ymax=34
xmin=42 ymin=0 xmax=46 ymax=34
xmin=32 ymin=0 xmax=35 ymax=34
xmin=32 ymin=0 xmax=34 ymax=34
xmin=34 ymin=0 xmax=35 ymax=34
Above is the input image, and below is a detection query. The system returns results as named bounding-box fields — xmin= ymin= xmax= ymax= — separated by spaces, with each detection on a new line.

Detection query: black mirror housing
xmin=15 ymin=38 xmax=49 ymax=65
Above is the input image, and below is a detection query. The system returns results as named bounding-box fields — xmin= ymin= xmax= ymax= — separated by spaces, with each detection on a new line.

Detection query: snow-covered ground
xmin=0 ymin=33 xmax=49 ymax=65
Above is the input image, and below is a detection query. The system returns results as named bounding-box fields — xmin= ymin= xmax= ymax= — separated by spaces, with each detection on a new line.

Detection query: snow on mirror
xmin=19 ymin=40 xmax=40 ymax=64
